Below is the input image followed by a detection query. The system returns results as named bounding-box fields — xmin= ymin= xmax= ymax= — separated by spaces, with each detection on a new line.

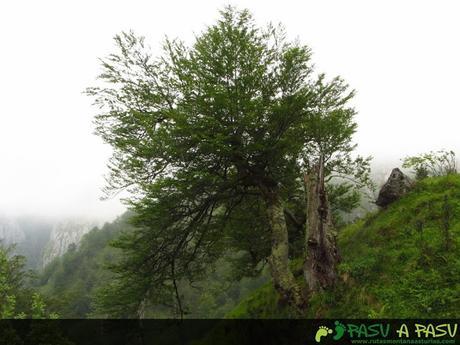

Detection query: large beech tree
xmin=87 ymin=7 xmax=371 ymax=316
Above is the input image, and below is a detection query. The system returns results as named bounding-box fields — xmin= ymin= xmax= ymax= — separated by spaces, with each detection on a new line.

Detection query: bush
xmin=402 ymin=150 xmax=457 ymax=180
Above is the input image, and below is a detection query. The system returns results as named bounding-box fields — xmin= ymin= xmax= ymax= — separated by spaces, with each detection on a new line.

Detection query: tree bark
xmin=303 ymin=155 xmax=339 ymax=292
xmin=265 ymin=188 xmax=307 ymax=313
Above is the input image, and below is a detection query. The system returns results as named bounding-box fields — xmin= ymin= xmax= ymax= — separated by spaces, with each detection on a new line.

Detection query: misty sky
xmin=1 ymin=0 xmax=459 ymax=220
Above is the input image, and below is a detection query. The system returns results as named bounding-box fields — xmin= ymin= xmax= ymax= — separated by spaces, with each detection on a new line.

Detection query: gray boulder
xmin=376 ymin=168 xmax=412 ymax=207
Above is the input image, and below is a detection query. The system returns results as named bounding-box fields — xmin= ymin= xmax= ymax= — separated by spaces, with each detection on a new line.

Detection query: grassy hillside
xmin=228 ymin=174 xmax=460 ymax=318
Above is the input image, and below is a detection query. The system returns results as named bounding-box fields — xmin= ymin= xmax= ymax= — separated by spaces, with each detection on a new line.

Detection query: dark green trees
xmin=0 ymin=245 xmax=27 ymax=318
xmin=0 ymin=244 xmax=57 ymax=319
xmin=87 ymin=7 xmax=370 ymax=315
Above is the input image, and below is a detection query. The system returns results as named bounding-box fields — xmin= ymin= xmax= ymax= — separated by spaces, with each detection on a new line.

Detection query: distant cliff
xmin=0 ymin=215 xmax=99 ymax=269
xmin=42 ymin=220 xmax=98 ymax=267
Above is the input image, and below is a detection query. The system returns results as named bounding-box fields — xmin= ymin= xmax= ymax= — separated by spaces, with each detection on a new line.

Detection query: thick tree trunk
xmin=303 ymin=156 xmax=339 ymax=292
xmin=265 ymin=189 xmax=307 ymax=313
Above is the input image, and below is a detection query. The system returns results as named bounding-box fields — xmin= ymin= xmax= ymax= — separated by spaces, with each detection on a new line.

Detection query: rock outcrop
xmin=42 ymin=220 xmax=97 ymax=267
xmin=376 ymin=168 xmax=412 ymax=207
xmin=0 ymin=215 xmax=100 ymax=268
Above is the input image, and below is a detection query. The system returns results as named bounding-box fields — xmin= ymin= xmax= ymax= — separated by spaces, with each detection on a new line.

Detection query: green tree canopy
xmin=0 ymin=244 xmax=27 ymax=318
xmin=0 ymin=244 xmax=58 ymax=319
xmin=87 ymin=7 xmax=371 ymax=316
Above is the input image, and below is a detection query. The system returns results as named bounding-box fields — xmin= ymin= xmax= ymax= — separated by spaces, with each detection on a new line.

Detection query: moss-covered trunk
xmin=265 ymin=189 xmax=307 ymax=313
xmin=303 ymin=156 xmax=339 ymax=292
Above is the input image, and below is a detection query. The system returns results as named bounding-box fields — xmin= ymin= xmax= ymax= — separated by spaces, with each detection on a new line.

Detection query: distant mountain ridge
xmin=0 ymin=215 xmax=100 ymax=269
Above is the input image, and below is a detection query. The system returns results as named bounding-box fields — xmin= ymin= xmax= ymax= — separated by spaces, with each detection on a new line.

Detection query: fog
xmin=1 ymin=0 xmax=459 ymax=220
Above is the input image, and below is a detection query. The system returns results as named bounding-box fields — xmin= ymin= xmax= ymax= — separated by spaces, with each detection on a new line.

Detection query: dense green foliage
xmin=6 ymin=7 xmax=456 ymax=321
xmin=0 ymin=245 xmax=27 ymax=318
xmin=86 ymin=6 xmax=371 ymax=315
xmin=8 ymin=175 xmax=460 ymax=319
xmin=228 ymin=175 xmax=460 ymax=318
xmin=0 ymin=244 xmax=57 ymax=319
xmin=35 ymin=214 xmax=131 ymax=318
xmin=34 ymin=213 xmax=268 ymax=318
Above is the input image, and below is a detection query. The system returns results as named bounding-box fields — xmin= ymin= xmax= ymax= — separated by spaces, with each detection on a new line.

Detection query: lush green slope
xmin=35 ymin=213 xmax=131 ymax=317
xmin=35 ymin=213 xmax=267 ymax=318
xmin=228 ymin=175 xmax=460 ymax=318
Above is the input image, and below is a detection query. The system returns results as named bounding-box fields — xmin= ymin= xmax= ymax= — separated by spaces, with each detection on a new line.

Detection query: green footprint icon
xmin=315 ymin=326 xmax=333 ymax=343
xmin=333 ymin=321 xmax=346 ymax=341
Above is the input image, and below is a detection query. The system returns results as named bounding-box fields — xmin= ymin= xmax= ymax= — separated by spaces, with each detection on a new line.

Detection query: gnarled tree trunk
xmin=303 ymin=156 xmax=339 ymax=292
xmin=265 ymin=188 xmax=307 ymax=313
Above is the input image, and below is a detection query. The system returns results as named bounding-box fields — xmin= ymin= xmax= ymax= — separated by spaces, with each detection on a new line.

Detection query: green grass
xmin=227 ymin=174 xmax=460 ymax=318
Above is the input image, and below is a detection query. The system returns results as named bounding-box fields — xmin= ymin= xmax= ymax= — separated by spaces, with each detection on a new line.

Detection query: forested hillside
xmin=34 ymin=213 xmax=132 ymax=317
xmin=34 ymin=213 xmax=268 ymax=318
xmin=3 ymin=171 xmax=460 ymax=319
xmin=28 ymin=173 xmax=460 ymax=319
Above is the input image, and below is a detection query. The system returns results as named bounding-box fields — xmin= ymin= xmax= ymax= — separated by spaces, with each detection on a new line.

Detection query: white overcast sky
xmin=0 ymin=0 xmax=459 ymax=219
